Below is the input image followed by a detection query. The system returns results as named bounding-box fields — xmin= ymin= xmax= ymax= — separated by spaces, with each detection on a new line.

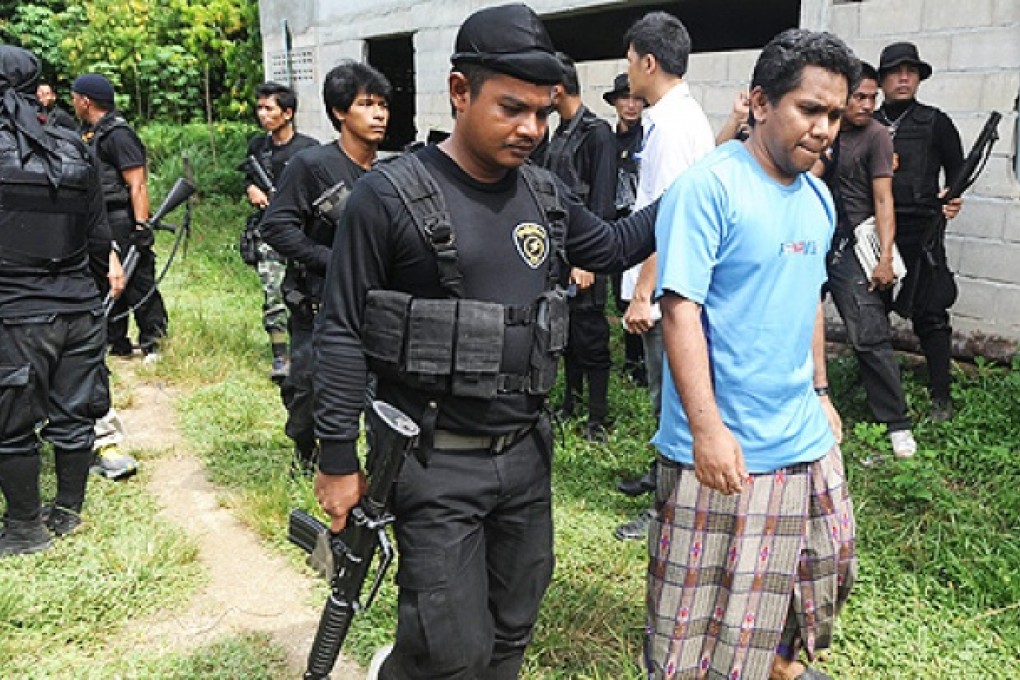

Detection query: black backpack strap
xmin=376 ymin=154 xmax=465 ymax=298
xmin=519 ymin=163 xmax=568 ymax=290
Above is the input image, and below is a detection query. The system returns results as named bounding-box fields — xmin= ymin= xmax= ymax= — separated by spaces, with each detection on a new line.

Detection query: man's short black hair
xmin=856 ymin=61 xmax=879 ymax=86
xmin=255 ymin=81 xmax=297 ymax=114
xmin=556 ymin=53 xmax=580 ymax=96
xmin=323 ymin=61 xmax=392 ymax=132
xmin=751 ymin=29 xmax=860 ymax=108
xmin=623 ymin=11 xmax=691 ymax=78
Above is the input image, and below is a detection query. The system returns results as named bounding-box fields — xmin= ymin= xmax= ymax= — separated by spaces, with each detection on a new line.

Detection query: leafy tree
xmin=1 ymin=0 xmax=263 ymax=125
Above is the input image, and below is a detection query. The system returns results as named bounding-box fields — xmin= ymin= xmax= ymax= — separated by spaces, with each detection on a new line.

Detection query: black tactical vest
xmin=0 ymin=121 xmax=93 ymax=273
xmin=882 ymin=103 xmax=942 ymax=220
xmin=544 ymin=105 xmax=597 ymax=206
xmin=85 ymin=113 xmax=132 ymax=209
xmin=362 ymin=154 xmax=570 ymax=399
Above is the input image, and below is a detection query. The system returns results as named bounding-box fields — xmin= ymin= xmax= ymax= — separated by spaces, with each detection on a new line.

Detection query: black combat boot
xmin=0 ymin=517 xmax=52 ymax=557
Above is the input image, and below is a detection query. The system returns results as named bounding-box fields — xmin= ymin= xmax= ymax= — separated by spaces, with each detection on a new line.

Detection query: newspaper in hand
xmin=853 ymin=216 xmax=907 ymax=282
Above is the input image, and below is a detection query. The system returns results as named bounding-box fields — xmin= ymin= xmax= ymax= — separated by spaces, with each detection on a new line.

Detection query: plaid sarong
xmin=645 ymin=446 xmax=856 ymax=680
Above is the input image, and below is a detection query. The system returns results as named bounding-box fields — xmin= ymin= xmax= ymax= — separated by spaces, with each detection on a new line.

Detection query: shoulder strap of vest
xmin=375 ymin=153 xmax=465 ymax=298
xmin=519 ymin=163 xmax=568 ymax=290
xmin=91 ymin=114 xmax=129 ymax=145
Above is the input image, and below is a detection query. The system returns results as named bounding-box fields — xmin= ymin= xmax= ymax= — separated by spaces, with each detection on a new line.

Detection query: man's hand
xmin=108 ymin=250 xmax=125 ymax=299
xmin=247 ymin=184 xmax=270 ymax=209
xmin=819 ymin=395 xmax=843 ymax=444
xmin=624 ymin=296 xmax=655 ymax=334
xmin=870 ymin=256 xmax=896 ymax=291
xmin=939 ymin=189 xmax=963 ymax=220
xmin=692 ymin=425 xmax=748 ymax=495
xmin=569 ymin=267 xmax=595 ymax=291
xmin=314 ymin=471 xmax=367 ymax=532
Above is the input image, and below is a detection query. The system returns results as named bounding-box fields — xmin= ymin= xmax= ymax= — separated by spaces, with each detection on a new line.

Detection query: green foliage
xmin=0 ymin=0 xmax=263 ymax=124
xmin=140 ymin=121 xmax=258 ymax=198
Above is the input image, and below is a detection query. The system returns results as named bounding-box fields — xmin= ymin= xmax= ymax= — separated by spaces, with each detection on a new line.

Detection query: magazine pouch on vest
xmin=0 ymin=124 xmax=91 ymax=273
xmin=529 ymin=288 xmax=569 ymax=395
xmin=889 ymin=105 xmax=940 ymax=221
xmin=363 ymin=290 xmax=506 ymax=399
xmin=453 ymin=300 xmax=504 ymax=398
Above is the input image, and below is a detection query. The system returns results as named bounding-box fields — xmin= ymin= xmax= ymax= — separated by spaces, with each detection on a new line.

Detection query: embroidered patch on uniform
xmin=513 ymin=222 xmax=548 ymax=269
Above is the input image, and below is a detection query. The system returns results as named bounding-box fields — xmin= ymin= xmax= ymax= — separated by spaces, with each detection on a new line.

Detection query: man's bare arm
xmin=122 ymin=165 xmax=150 ymax=222
xmin=624 ymin=253 xmax=658 ymax=334
xmin=870 ymin=176 xmax=896 ymax=289
xmin=812 ymin=302 xmax=842 ymax=443
xmin=661 ymin=294 xmax=746 ymax=494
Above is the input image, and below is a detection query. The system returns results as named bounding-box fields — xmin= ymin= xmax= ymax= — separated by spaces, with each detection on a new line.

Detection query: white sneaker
xmin=142 ymin=351 xmax=161 ymax=366
xmin=366 ymin=643 xmax=393 ymax=680
xmin=890 ymin=430 xmax=917 ymax=459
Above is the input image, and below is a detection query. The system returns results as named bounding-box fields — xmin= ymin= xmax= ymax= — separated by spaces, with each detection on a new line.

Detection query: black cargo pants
xmin=380 ymin=419 xmax=555 ymax=680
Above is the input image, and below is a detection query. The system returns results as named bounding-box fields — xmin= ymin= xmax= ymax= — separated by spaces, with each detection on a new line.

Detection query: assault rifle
xmin=288 ymin=400 xmax=419 ymax=680
xmin=103 ymin=177 xmax=196 ymax=317
xmin=238 ymin=155 xmax=275 ymax=196
xmin=892 ymin=111 xmax=1002 ymax=317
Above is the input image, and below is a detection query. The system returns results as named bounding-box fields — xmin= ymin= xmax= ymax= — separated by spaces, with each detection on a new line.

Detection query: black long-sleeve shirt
xmin=243 ymin=131 xmax=318 ymax=192
xmin=260 ymin=142 xmax=365 ymax=278
xmin=313 ymin=144 xmax=657 ymax=474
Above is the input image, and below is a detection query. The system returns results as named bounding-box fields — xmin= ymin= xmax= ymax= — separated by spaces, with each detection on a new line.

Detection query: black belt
xmin=431 ymin=427 xmax=532 ymax=454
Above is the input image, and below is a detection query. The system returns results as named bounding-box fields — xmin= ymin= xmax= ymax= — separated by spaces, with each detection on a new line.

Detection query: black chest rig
xmin=881 ymin=103 xmax=941 ymax=220
xmin=84 ymin=114 xmax=132 ymax=209
xmin=362 ymin=154 xmax=570 ymax=400
xmin=0 ymin=122 xmax=93 ymax=274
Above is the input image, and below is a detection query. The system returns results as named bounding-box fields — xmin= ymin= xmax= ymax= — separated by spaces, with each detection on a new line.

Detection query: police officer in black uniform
xmin=0 ymin=46 xmax=123 ymax=556
xmin=874 ymin=43 xmax=964 ymax=421
xmin=260 ymin=61 xmax=390 ymax=474
xmin=242 ymin=81 xmax=318 ymax=381
xmin=312 ymin=5 xmax=657 ymax=678
xmin=542 ymin=52 xmax=617 ymax=442
xmin=72 ymin=73 xmax=167 ymax=359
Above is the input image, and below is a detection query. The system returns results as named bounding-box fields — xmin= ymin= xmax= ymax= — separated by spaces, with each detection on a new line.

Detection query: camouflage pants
xmin=257 ymin=241 xmax=287 ymax=339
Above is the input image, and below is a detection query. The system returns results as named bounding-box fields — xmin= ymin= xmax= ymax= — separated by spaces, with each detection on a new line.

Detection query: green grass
xmin=164 ymin=200 xmax=1020 ymax=677
xmin=4 ymin=194 xmax=1018 ymax=677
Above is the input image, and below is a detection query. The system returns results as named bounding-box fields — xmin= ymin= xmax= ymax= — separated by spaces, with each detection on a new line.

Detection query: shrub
xmin=140 ymin=122 xmax=258 ymax=199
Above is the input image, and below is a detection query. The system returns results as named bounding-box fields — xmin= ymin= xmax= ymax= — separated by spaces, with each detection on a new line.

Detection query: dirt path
xmin=114 ymin=368 xmax=364 ymax=679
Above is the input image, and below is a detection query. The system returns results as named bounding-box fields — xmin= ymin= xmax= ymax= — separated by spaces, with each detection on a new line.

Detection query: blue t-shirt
xmin=651 ymin=142 xmax=836 ymax=473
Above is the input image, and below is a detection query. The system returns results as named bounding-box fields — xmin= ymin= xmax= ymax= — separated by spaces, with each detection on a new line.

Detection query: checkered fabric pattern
xmin=645 ymin=447 xmax=856 ymax=680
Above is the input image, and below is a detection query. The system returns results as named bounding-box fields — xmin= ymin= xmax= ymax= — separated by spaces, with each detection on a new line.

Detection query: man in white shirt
xmin=615 ymin=11 xmax=715 ymax=540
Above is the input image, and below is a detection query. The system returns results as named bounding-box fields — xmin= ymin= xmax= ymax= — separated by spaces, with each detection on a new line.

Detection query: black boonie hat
xmin=451 ymin=3 xmax=563 ymax=85
xmin=878 ymin=42 xmax=932 ymax=81
xmin=603 ymin=73 xmax=630 ymax=104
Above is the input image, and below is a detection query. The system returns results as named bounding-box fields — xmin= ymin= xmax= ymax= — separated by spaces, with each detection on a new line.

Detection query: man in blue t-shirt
xmin=645 ymin=30 xmax=859 ymax=680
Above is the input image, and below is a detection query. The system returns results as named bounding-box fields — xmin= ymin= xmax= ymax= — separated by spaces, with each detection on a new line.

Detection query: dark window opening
xmin=367 ymin=34 xmax=417 ymax=151
xmin=543 ymin=0 xmax=801 ymax=62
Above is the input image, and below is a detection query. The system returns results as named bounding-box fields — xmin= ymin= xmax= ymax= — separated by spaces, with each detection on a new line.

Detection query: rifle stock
xmin=301 ymin=400 xmax=419 ymax=680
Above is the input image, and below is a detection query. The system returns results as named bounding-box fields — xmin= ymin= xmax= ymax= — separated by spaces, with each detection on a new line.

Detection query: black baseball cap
xmin=878 ymin=42 xmax=932 ymax=81
xmin=451 ymin=4 xmax=563 ymax=85
xmin=72 ymin=73 xmax=116 ymax=105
